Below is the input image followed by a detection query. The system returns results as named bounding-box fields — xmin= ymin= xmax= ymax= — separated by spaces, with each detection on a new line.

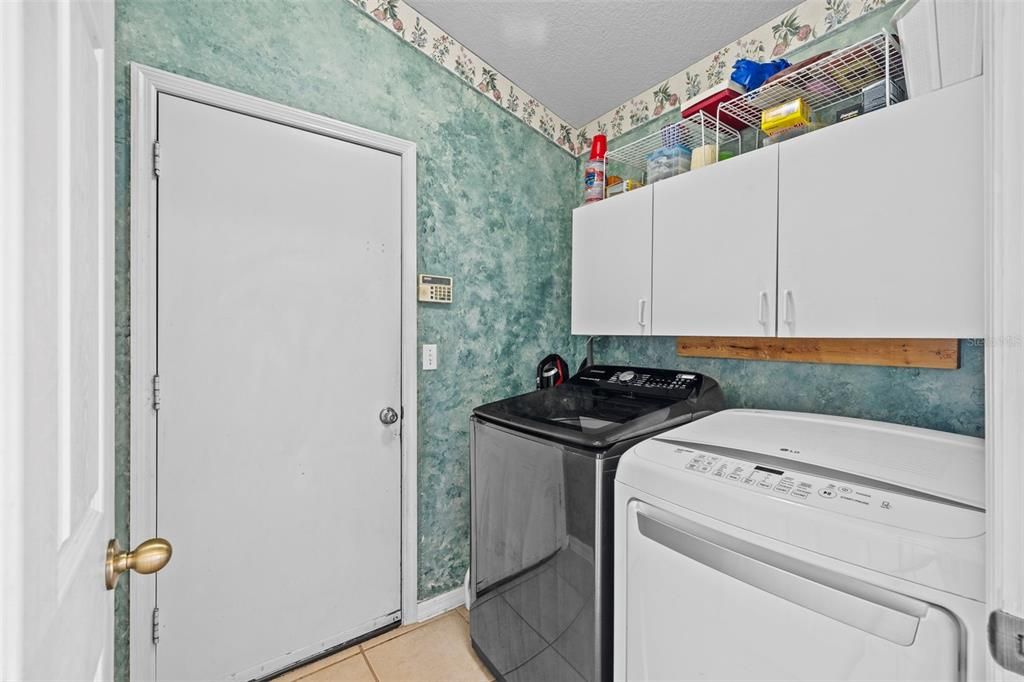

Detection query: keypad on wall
xmin=418 ymin=274 xmax=453 ymax=303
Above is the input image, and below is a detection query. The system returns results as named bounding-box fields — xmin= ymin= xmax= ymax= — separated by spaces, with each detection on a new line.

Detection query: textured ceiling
xmin=406 ymin=0 xmax=801 ymax=127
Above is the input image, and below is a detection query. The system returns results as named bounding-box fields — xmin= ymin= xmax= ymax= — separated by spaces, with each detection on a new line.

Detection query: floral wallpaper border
xmin=349 ymin=0 xmax=584 ymax=154
xmin=351 ymin=0 xmax=897 ymax=157
xmin=577 ymin=0 xmax=896 ymax=150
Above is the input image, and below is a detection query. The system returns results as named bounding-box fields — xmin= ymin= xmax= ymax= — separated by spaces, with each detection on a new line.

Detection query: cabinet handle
xmin=638 ymin=298 xmax=647 ymax=327
xmin=757 ymin=291 xmax=769 ymax=326
xmin=782 ymin=289 xmax=794 ymax=326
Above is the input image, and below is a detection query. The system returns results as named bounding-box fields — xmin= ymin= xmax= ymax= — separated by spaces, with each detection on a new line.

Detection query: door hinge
xmin=152 ymin=140 xmax=161 ymax=177
xmin=990 ymin=609 xmax=1024 ymax=674
xmin=152 ymin=607 xmax=160 ymax=645
xmin=152 ymin=374 xmax=161 ymax=411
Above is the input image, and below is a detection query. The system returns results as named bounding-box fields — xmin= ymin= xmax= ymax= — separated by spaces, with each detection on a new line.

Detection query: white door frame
xmin=128 ymin=64 xmax=419 ymax=678
xmin=984 ymin=1 xmax=1024 ymax=679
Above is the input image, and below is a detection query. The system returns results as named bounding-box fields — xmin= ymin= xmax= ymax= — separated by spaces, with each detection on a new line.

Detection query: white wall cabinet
xmin=652 ymin=145 xmax=779 ymax=336
xmin=570 ymin=77 xmax=982 ymax=339
xmin=777 ymin=76 xmax=983 ymax=338
xmin=571 ymin=185 xmax=653 ymax=336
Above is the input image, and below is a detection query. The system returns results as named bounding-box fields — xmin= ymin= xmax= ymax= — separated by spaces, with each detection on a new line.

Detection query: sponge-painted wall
xmin=114 ymin=1 xmax=983 ymax=679
xmin=594 ymin=337 xmax=984 ymax=437
xmin=114 ymin=0 xmax=579 ymax=674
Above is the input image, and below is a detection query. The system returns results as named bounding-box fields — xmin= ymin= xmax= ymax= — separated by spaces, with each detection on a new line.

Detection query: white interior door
xmin=154 ymin=93 xmax=403 ymax=680
xmin=0 ymin=0 xmax=115 ymax=679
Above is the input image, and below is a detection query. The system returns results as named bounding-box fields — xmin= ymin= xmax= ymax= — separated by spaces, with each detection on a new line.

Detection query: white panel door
xmin=571 ymin=187 xmax=653 ymax=336
xmin=0 ymin=1 xmax=115 ymax=679
xmin=652 ymin=146 xmax=779 ymax=336
xmin=155 ymin=94 xmax=402 ymax=680
xmin=777 ymin=77 xmax=983 ymax=338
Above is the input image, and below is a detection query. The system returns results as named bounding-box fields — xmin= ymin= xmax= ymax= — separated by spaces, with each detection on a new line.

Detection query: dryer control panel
xmin=686 ymin=453 xmax=830 ymax=501
xmin=636 ymin=445 xmax=984 ymax=539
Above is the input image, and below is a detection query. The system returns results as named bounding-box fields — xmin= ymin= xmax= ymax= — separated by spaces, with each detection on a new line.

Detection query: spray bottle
xmin=583 ymin=134 xmax=608 ymax=204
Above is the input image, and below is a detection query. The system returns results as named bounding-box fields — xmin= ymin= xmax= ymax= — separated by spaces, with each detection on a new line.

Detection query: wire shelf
xmin=717 ymin=32 xmax=904 ymax=135
xmin=605 ymin=112 xmax=740 ymax=180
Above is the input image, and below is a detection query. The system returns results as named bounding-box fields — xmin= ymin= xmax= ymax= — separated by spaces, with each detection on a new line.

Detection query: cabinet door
xmin=571 ymin=186 xmax=653 ymax=336
xmin=652 ymin=146 xmax=779 ymax=336
xmin=778 ymin=77 xmax=983 ymax=338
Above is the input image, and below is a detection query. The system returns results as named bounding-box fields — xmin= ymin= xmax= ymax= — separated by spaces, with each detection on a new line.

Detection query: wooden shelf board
xmin=675 ymin=337 xmax=960 ymax=369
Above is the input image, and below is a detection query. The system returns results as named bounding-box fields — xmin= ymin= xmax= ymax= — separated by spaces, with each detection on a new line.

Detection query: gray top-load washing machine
xmin=470 ymin=364 xmax=723 ymax=682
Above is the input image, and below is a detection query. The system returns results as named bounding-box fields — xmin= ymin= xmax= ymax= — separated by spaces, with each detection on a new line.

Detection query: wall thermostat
xmin=418 ymin=274 xmax=453 ymax=303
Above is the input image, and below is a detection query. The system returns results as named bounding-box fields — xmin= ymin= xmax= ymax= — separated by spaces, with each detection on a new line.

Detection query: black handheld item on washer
xmin=536 ymin=354 xmax=569 ymax=390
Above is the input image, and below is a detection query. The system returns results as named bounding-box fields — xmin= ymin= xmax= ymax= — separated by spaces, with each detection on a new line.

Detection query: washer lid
xmin=652 ymin=410 xmax=984 ymax=510
xmin=472 ymin=365 xmax=719 ymax=449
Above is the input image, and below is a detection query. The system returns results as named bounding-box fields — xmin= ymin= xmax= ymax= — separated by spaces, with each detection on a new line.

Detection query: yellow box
xmin=761 ymin=98 xmax=811 ymax=136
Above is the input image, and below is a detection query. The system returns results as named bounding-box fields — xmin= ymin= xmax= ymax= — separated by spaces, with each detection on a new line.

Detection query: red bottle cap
xmin=589 ymin=134 xmax=607 ymax=160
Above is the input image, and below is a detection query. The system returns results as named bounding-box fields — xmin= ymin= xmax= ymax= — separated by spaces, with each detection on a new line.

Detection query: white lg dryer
xmin=614 ymin=409 xmax=985 ymax=682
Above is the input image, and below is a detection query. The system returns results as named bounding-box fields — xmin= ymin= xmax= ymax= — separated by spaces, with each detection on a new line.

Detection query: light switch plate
xmin=422 ymin=344 xmax=438 ymax=371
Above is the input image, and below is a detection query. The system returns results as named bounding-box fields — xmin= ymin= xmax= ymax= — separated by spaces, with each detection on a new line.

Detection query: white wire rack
xmin=604 ymin=112 xmax=740 ymax=193
xmin=717 ymin=32 xmax=904 ymax=142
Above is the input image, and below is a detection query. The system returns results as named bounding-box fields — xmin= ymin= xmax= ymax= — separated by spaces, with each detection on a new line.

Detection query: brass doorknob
xmin=105 ymin=537 xmax=173 ymax=590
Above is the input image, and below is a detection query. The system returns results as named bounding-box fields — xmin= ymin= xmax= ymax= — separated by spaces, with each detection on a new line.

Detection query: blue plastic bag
xmin=731 ymin=58 xmax=791 ymax=91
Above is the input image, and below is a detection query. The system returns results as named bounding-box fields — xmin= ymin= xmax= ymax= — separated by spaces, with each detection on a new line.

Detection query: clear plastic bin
xmin=646 ymin=145 xmax=692 ymax=183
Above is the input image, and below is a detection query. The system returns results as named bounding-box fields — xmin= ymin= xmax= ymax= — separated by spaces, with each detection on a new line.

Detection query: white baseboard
xmin=415 ymin=587 xmax=464 ymax=622
xmin=567 ymin=535 xmax=595 ymax=564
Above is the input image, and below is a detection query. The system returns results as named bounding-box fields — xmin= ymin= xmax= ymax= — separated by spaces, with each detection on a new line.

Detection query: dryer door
xmin=620 ymin=500 xmax=963 ymax=681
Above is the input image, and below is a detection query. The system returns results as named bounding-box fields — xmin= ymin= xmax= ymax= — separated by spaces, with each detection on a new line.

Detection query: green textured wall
xmin=595 ymin=337 xmax=984 ymax=437
xmin=114 ymin=1 xmax=984 ymax=678
xmin=114 ymin=0 xmax=578 ymax=676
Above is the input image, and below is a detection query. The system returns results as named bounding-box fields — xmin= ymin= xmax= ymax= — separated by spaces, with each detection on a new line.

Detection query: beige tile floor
xmin=274 ymin=608 xmax=493 ymax=682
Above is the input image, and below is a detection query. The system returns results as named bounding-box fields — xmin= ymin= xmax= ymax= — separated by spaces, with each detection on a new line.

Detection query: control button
xmin=742 ymin=478 xmax=755 ymax=485
xmin=791 ymin=490 xmax=809 ymax=499
xmin=774 ymin=484 xmax=792 ymax=493
xmin=797 ymin=482 xmax=813 ymax=489
xmin=698 ymin=465 xmax=711 ymax=473
xmin=838 ymin=486 xmax=853 ymax=494
xmin=618 ymin=371 xmax=636 ymax=383
xmin=685 ymin=463 xmax=698 ymax=470
xmin=758 ymin=481 xmax=773 ymax=489
xmin=712 ymin=470 xmax=725 ymax=477
xmin=726 ymin=474 xmax=740 ymax=481
xmin=818 ymin=488 xmax=837 ymax=499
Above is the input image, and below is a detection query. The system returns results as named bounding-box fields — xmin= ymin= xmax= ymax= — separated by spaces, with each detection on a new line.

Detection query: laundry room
xmin=3 ymin=0 xmax=1019 ymax=681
